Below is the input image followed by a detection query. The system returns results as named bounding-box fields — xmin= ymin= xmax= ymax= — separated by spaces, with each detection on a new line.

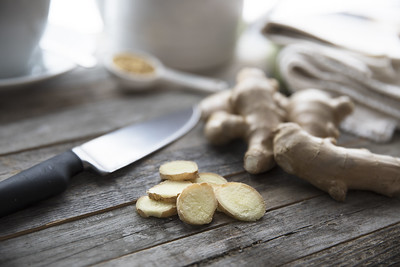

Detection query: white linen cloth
xmin=277 ymin=42 xmax=400 ymax=142
xmin=262 ymin=2 xmax=400 ymax=142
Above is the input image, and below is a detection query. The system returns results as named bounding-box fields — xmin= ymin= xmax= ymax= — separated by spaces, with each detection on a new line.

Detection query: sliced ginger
xmin=136 ymin=196 xmax=177 ymax=218
xmin=194 ymin=172 xmax=227 ymax=186
xmin=147 ymin=180 xmax=192 ymax=203
xmin=177 ymin=183 xmax=218 ymax=225
xmin=215 ymin=182 xmax=266 ymax=221
xmin=159 ymin=160 xmax=199 ymax=181
xmin=136 ymin=161 xmax=266 ymax=225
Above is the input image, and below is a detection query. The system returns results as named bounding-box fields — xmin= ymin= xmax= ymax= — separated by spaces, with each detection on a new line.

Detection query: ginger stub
xmin=136 ymin=196 xmax=177 ymax=218
xmin=159 ymin=160 xmax=199 ymax=181
xmin=147 ymin=180 xmax=192 ymax=203
xmin=177 ymin=183 xmax=218 ymax=225
xmin=273 ymin=123 xmax=400 ymax=201
xmin=215 ymin=182 xmax=266 ymax=222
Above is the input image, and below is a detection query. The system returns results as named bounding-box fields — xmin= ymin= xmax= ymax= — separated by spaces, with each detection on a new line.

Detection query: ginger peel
xmin=273 ymin=123 xmax=400 ymax=201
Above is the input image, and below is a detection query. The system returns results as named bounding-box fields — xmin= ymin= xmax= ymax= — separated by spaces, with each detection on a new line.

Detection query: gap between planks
xmin=94 ymin=221 xmax=234 ymax=266
xmin=0 ymin=201 xmax=135 ymax=241
xmin=280 ymin=220 xmax=400 ymax=266
xmin=0 ymin=176 xmax=323 ymax=242
xmin=79 ymin=193 xmax=326 ymax=266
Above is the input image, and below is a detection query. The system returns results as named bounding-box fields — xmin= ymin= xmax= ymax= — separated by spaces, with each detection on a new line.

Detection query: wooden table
xmin=1 ymin=49 xmax=400 ymax=266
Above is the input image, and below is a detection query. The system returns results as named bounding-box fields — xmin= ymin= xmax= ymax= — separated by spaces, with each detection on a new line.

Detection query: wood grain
xmin=0 ymin=125 xmax=246 ymax=239
xmin=0 ymin=168 xmax=325 ymax=266
xmin=1 ymin=56 xmax=400 ymax=266
xmin=0 ymin=89 xmax=201 ymax=155
xmin=284 ymin=222 xmax=400 ymax=266
xmin=95 ymin=193 xmax=400 ymax=267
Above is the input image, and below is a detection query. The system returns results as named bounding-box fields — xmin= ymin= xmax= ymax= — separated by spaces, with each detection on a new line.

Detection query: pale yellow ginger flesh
xmin=136 ymin=196 xmax=177 ymax=218
xmin=177 ymin=183 xmax=218 ymax=225
xmin=159 ymin=160 xmax=199 ymax=181
xmin=273 ymin=123 xmax=400 ymax=202
xmin=200 ymin=68 xmax=286 ymax=174
xmin=285 ymin=89 xmax=354 ymax=139
xmin=137 ymin=161 xmax=266 ymax=224
xmin=147 ymin=180 xmax=192 ymax=203
xmin=215 ymin=182 xmax=266 ymax=221
xmin=194 ymin=172 xmax=228 ymax=185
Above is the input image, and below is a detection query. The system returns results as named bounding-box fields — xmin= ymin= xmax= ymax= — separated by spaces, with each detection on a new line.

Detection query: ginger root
xmin=285 ymin=89 xmax=354 ymax=139
xmin=201 ymin=68 xmax=286 ymax=174
xmin=273 ymin=123 xmax=400 ymax=201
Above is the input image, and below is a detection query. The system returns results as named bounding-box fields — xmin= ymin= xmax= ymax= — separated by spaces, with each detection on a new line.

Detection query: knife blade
xmin=0 ymin=105 xmax=200 ymax=217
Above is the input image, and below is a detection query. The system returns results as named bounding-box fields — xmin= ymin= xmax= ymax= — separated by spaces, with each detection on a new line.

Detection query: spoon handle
xmin=162 ymin=68 xmax=229 ymax=93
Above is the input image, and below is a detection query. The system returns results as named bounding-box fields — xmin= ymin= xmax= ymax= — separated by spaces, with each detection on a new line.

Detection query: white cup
xmin=0 ymin=0 xmax=50 ymax=78
xmin=99 ymin=0 xmax=243 ymax=72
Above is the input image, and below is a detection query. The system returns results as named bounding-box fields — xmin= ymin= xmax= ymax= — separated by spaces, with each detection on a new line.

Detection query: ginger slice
xmin=177 ymin=183 xmax=218 ymax=225
xmin=147 ymin=180 xmax=192 ymax=203
xmin=194 ymin=172 xmax=228 ymax=185
xmin=136 ymin=196 xmax=177 ymax=218
xmin=215 ymin=182 xmax=266 ymax=221
xmin=159 ymin=160 xmax=199 ymax=181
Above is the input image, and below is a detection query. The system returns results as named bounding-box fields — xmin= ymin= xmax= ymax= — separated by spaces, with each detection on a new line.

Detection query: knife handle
xmin=0 ymin=150 xmax=83 ymax=217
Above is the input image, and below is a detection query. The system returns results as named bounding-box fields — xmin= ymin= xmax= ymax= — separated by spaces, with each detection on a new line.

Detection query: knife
xmin=0 ymin=105 xmax=200 ymax=217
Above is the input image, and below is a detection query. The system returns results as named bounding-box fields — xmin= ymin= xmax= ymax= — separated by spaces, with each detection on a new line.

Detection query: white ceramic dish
xmin=0 ymin=50 xmax=76 ymax=89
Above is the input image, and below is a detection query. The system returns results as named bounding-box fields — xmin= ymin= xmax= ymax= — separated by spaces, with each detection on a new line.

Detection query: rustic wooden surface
xmin=1 ymin=54 xmax=400 ymax=267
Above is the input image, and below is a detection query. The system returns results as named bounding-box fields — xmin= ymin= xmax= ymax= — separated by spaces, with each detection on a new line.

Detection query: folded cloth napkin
xmin=277 ymin=42 xmax=400 ymax=142
xmin=262 ymin=4 xmax=400 ymax=142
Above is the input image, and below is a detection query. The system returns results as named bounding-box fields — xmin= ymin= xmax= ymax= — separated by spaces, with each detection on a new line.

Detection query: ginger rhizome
xmin=200 ymin=67 xmax=400 ymax=201
xmin=201 ymin=68 xmax=286 ymax=174
xmin=273 ymin=123 xmax=400 ymax=201
xmin=285 ymin=89 xmax=354 ymax=139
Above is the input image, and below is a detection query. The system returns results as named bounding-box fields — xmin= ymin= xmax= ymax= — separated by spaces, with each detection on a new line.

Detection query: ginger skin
xmin=201 ymin=68 xmax=286 ymax=174
xmin=273 ymin=123 xmax=400 ymax=201
xmin=285 ymin=89 xmax=354 ymax=139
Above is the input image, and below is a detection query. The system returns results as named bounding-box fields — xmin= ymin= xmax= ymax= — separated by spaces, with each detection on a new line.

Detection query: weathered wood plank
xmin=95 ymin=193 xmax=400 ymax=267
xmin=0 ymin=206 xmax=230 ymax=267
xmin=0 ymin=171 xmax=321 ymax=267
xmin=284 ymin=222 xmax=400 ymax=266
xmin=1 ymin=126 xmax=399 ymax=240
xmin=0 ymin=67 xmax=116 ymax=124
xmin=0 ymin=125 xmax=247 ymax=239
xmin=0 ymin=89 xmax=202 ymax=155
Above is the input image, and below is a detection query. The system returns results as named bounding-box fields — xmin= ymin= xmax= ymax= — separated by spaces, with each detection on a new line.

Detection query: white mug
xmin=0 ymin=0 xmax=50 ymax=78
xmin=99 ymin=0 xmax=243 ymax=72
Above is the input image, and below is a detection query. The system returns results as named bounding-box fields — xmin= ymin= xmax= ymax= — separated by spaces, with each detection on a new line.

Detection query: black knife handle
xmin=0 ymin=150 xmax=83 ymax=217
